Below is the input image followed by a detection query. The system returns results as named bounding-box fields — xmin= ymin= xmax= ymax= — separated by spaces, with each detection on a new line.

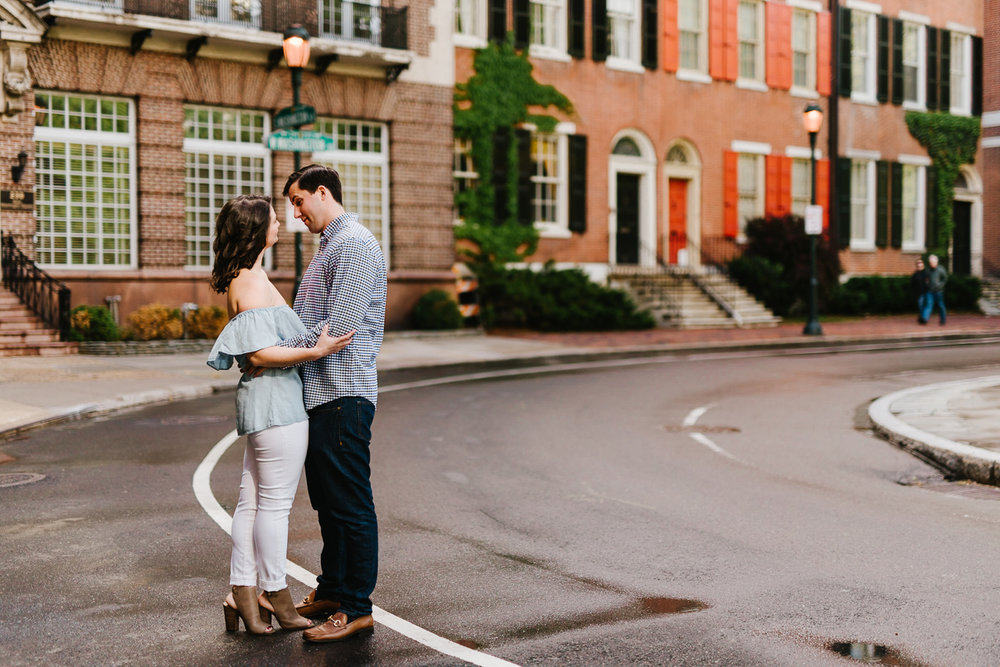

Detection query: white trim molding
xmin=898 ymin=153 xmax=931 ymax=166
xmin=846 ymin=147 xmax=881 ymax=160
xmin=730 ymin=140 xmax=771 ymax=155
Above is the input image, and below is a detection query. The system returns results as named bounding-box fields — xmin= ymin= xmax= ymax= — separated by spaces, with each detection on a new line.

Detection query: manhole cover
xmin=0 ymin=473 xmax=45 ymax=488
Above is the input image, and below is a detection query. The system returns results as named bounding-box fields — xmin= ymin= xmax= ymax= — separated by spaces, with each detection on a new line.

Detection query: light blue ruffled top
xmin=206 ymin=305 xmax=309 ymax=435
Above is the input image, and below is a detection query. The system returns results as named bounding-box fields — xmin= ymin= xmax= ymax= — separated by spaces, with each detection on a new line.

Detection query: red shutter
xmin=816 ymin=158 xmax=830 ymax=231
xmin=725 ymin=0 xmax=739 ymax=81
xmin=709 ymin=0 xmax=725 ymax=79
xmin=779 ymin=156 xmax=793 ymax=215
xmin=724 ymin=151 xmax=739 ymax=238
xmin=766 ymin=2 xmax=792 ymax=90
xmin=816 ymin=11 xmax=832 ymax=95
xmin=663 ymin=0 xmax=679 ymax=72
xmin=765 ymin=154 xmax=781 ymax=216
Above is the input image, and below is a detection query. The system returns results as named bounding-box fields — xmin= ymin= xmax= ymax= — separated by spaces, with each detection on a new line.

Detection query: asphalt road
xmin=5 ymin=343 xmax=1000 ymax=666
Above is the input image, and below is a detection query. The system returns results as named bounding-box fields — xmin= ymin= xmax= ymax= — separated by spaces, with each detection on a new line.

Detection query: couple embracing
xmin=206 ymin=164 xmax=386 ymax=643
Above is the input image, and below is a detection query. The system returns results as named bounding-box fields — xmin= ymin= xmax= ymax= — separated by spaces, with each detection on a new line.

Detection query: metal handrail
xmin=1 ymin=233 xmax=71 ymax=341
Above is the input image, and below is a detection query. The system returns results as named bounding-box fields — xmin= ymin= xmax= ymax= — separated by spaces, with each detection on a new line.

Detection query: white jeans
xmin=230 ymin=420 xmax=309 ymax=591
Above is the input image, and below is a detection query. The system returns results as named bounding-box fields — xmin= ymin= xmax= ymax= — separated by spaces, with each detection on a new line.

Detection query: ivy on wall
xmin=453 ymin=36 xmax=573 ymax=272
xmin=904 ymin=111 xmax=980 ymax=257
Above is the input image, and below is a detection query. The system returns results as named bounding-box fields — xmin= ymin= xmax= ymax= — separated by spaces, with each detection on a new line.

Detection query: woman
xmin=207 ymin=194 xmax=353 ymax=635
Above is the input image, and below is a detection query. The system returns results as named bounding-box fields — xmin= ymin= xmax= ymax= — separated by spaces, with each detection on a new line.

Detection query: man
xmin=920 ymin=254 xmax=948 ymax=326
xmin=278 ymin=164 xmax=387 ymax=642
xmin=911 ymin=258 xmax=929 ymax=324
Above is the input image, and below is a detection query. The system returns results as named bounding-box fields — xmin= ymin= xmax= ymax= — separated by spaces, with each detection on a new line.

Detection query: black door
xmin=952 ymin=201 xmax=972 ymax=275
xmin=616 ymin=173 xmax=640 ymax=265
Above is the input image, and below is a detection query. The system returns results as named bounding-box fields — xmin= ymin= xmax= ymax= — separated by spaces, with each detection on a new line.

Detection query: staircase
xmin=978 ymin=279 xmax=1000 ymax=316
xmin=0 ymin=285 xmax=78 ymax=357
xmin=610 ymin=268 xmax=781 ymax=329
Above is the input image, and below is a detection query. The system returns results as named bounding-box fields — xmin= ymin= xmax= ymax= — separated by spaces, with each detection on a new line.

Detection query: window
xmin=791 ymin=9 xmax=816 ymax=91
xmin=191 ymin=0 xmax=261 ymax=28
xmin=679 ymin=0 xmax=707 ymax=73
xmin=900 ymin=164 xmax=925 ymax=250
xmin=902 ymin=22 xmax=925 ymax=106
xmin=453 ymin=138 xmax=478 ymax=223
xmin=531 ymin=133 xmax=561 ymax=227
xmin=950 ymin=31 xmax=972 ymax=115
xmin=183 ymin=106 xmax=269 ymax=269
xmin=850 ymin=10 xmax=876 ymax=100
xmin=608 ymin=0 xmax=640 ymax=63
xmin=738 ymin=0 xmax=764 ymax=82
xmin=313 ymin=118 xmax=390 ymax=262
xmin=737 ymin=154 xmax=763 ymax=234
xmin=530 ymin=0 xmax=566 ymax=53
xmin=849 ymin=159 xmax=875 ymax=247
xmin=34 ymin=92 xmax=135 ymax=268
xmin=320 ymin=0 xmax=382 ymax=46
xmin=791 ymin=158 xmax=812 ymax=217
xmin=455 ymin=0 xmax=486 ymax=42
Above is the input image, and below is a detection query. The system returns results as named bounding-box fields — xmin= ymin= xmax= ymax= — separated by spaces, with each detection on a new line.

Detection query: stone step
xmin=0 ymin=329 xmax=62 ymax=344
xmin=0 ymin=341 xmax=78 ymax=357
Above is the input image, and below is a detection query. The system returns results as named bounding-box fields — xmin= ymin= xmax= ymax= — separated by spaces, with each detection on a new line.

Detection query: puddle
xmin=454 ymin=639 xmax=480 ymax=649
xmin=827 ymin=641 xmax=925 ymax=666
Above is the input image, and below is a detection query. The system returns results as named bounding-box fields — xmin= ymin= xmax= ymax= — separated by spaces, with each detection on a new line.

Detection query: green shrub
xmin=68 ymin=305 xmax=120 ymax=342
xmin=827 ymin=273 xmax=981 ymax=315
xmin=946 ymin=274 xmax=981 ymax=310
xmin=477 ymin=264 xmax=655 ymax=331
xmin=726 ymin=255 xmax=793 ymax=316
xmin=412 ymin=290 xmax=464 ymax=330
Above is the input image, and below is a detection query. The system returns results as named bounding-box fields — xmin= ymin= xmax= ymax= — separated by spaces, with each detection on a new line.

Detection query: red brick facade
xmin=984 ymin=0 xmax=1000 ymax=277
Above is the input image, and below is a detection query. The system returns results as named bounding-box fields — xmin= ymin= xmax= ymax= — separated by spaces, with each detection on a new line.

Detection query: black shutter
xmin=939 ymin=30 xmax=951 ymax=111
xmin=568 ymin=0 xmax=585 ymax=58
xmin=837 ymin=157 xmax=852 ymax=247
xmin=488 ymin=0 xmax=507 ymax=43
xmin=493 ymin=129 xmax=511 ymax=224
xmin=876 ymin=160 xmax=888 ymax=247
xmin=890 ymin=162 xmax=902 ymax=248
xmin=838 ymin=8 xmax=852 ymax=97
xmin=515 ymin=129 xmax=533 ymax=226
xmin=568 ymin=135 xmax=588 ymax=233
xmin=514 ymin=0 xmax=530 ymax=49
xmin=592 ymin=0 xmax=608 ymax=62
xmin=926 ymin=27 xmax=938 ymax=111
xmin=973 ymin=35 xmax=983 ymax=116
xmin=926 ymin=166 xmax=938 ymax=250
xmin=877 ymin=16 xmax=890 ymax=103
xmin=891 ymin=19 xmax=903 ymax=105
xmin=641 ymin=0 xmax=658 ymax=69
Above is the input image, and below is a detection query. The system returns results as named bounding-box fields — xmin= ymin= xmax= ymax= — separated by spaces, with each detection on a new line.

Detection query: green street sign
xmin=273 ymin=104 xmax=316 ymax=130
xmin=267 ymin=130 xmax=333 ymax=152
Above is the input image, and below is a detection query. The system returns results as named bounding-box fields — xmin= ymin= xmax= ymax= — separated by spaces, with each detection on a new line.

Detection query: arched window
xmin=666 ymin=145 xmax=688 ymax=163
xmin=613 ymin=137 xmax=642 ymax=156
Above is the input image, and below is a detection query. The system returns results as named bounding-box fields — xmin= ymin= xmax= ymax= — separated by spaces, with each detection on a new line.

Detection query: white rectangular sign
xmin=805 ymin=204 xmax=823 ymax=235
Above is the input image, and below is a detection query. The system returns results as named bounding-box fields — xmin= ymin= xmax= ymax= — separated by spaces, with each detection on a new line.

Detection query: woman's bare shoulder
xmin=228 ymin=270 xmax=275 ymax=313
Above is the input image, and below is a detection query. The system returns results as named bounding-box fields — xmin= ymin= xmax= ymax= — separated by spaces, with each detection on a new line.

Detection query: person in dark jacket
xmin=911 ymin=258 xmax=929 ymax=323
xmin=920 ymin=254 xmax=948 ymax=325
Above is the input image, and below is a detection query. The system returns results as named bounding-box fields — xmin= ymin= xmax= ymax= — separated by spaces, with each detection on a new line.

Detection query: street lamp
xmin=802 ymin=103 xmax=823 ymax=336
xmin=283 ymin=24 xmax=310 ymax=298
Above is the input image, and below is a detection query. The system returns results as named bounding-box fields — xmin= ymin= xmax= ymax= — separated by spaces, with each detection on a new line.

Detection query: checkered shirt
xmin=278 ymin=212 xmax=386 ymax=410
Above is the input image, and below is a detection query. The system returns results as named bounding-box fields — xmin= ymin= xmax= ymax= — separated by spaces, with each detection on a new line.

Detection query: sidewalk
xmin=2 ymin=314 xmax=1000 ymax=485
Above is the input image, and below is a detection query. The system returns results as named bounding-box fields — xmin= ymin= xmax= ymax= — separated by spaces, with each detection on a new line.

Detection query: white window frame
xmin=524 ymin=122 xmax=575 ymax=238
xmin=454 ymin=0 xmax=487 ymax=47
xmin=850 ymin=9 xmax=877 ymax=102
xmin=737 ymin=0 xmax=765 ymax=84
xmin=790 ymin=8 xmax=817 ymax=94
xmin=182 ymin=105 xmax=271 ymax=270
xmin=190 ymin=0 xmax=262 ymax=28
xmin=606 ymin=0 xmax=643 ymax=71
xmin=319 ymin=0 xmax=383 ymax=45
xmin=678 ymin=0 xmax=709 ymax=79
xmin=33 ymin=92 xmax=137 ymax=270
xmin=529 ymin=0 xmax=570 ymax=60
xmin=452 ymin=137 xmax=478 ymax=225
xmin=790 ymin=157 xmax=812 ymax=217
xmin=899 ymin=162 xmax=926 ymax=252
xmin=901 ymin=21 xmax=926 ymax=110
xmin=949 ymin=30 xmax=973 ymax=116
xmin=849 ymin=158 xmax=876 ymax=250
xmin=737 ymin=153 xmax=765 ymax=238
xmin=312 ymin=117 xmax=392 ymax=268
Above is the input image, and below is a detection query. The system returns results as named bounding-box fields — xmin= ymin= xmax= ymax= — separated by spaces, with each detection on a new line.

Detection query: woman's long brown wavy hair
xmin=210 ymin=194 xmax=272 ymax=294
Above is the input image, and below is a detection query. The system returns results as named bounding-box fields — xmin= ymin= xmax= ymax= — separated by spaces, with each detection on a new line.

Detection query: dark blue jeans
xmin=305 ymin=397 xmax=377 ymax=619
xmin=921 ymin=291 xmax=947 ymax=324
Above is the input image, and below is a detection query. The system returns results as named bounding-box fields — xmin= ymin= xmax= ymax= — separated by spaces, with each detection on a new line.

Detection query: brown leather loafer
xmin=303 ymin=612 xmax=374 ymax=643
xmin=295 ymin=589 xmax=341 ymax=617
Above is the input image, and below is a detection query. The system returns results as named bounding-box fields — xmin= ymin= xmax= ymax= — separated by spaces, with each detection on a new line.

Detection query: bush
xmin=125 ymin=304 xmax=183 ymax=340
xmin=69 ymin=305 xmax=119 ymax=342
xmin=726 ymin=255 xmax=793 ymax=317
xmin=185 ymin=305 xmax=228 ymax=339
xmin=477 ymin=264 xmax=655 ymax=331
xmin=411 ymin=290 xmax=464 ymax=330
xmin=946 ymin=274 xmax=982 ymax=310
xmin=827 ymin=273 xmax=981 ymax=315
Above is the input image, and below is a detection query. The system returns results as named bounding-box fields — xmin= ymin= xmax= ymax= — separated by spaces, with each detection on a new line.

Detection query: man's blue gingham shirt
xmin=279 ymin=212 xmax=386 ymax=410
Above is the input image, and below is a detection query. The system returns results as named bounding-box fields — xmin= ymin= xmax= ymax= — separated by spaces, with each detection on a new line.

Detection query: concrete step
xmin=0 ymin=341 xmax=78 ymax=357
xmin=0 ymin=329 xmax=61 ymax=344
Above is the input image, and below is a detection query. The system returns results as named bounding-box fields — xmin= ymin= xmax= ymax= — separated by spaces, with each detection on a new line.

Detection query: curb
xmin=868 ymin=376 xmax=1000 ymax=486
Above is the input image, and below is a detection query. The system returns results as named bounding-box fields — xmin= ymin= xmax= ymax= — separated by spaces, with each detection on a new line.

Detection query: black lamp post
xmin=283 ymin=24 xmax=311 ymax=297
xmin=802 ymin=103 xmax=824 ymax=336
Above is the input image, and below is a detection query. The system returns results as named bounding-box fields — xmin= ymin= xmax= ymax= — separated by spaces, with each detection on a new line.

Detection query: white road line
xmin=682 ymin=405 xmax=710 ymax=427
xmin=682 ymin=405 xmax=745 ymax=464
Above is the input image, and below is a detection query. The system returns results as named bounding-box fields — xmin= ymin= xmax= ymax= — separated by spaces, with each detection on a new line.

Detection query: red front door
xmin=668 ymin=179 xmax=688 ymax=264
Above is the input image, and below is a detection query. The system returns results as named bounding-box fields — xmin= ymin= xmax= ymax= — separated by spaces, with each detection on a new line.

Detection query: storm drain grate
xmin=0 ymin=473 xmax=46 ymax=488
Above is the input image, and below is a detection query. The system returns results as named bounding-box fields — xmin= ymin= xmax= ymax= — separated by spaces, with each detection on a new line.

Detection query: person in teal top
xmin=206 ymin=194 xmax=353 ymax=635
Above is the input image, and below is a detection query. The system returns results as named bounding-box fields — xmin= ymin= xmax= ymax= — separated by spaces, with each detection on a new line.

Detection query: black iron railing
xmin=1 ymin=234 xmax=71 ymax=341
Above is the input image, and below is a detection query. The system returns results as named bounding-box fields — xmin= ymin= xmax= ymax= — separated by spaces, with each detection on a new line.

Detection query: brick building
xmin=453 ymin=0 xmax=985 ymax=283
xmin=984 ymin=0 xmax=999 ymax=277
xmin=0 ymin=0 xmax=455 ymax=329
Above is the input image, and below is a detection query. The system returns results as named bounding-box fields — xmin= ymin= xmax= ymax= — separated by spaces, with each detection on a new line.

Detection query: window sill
xmin=850 ymin=92 xmax=879 ymax=105
xmin=901 ymin=244 xmax=926 ymax=253
xmin=605 ymin=57 xmax=645 ymax=74
xmin=902 ymin=100 xmax=926 ymax=112
xmin=529 ymin=46 xmax=572 ymax=63
xmin=454 ymin=34 xmax=487 ymax=49
xmin=848 ymin=242 xmax=877 ymax=252
xmin=790 ymin=86 xmax=819 ymax=99
xmin=676 ymin=70 xmax=712 ymax=84
xmin=536 ymin=224 xmax=573 ymax=239
xmin=736 ymin=78 xmax=768 ymax=92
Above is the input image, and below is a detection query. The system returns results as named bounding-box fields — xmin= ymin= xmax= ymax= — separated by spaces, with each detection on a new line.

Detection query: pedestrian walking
xmin=920 ymin=254 xmax=948 ymax=325
xmin=911 ymin=258 xmax=929 ymax=323
xmin=206 ymin=194 xmax=354 ymax=635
